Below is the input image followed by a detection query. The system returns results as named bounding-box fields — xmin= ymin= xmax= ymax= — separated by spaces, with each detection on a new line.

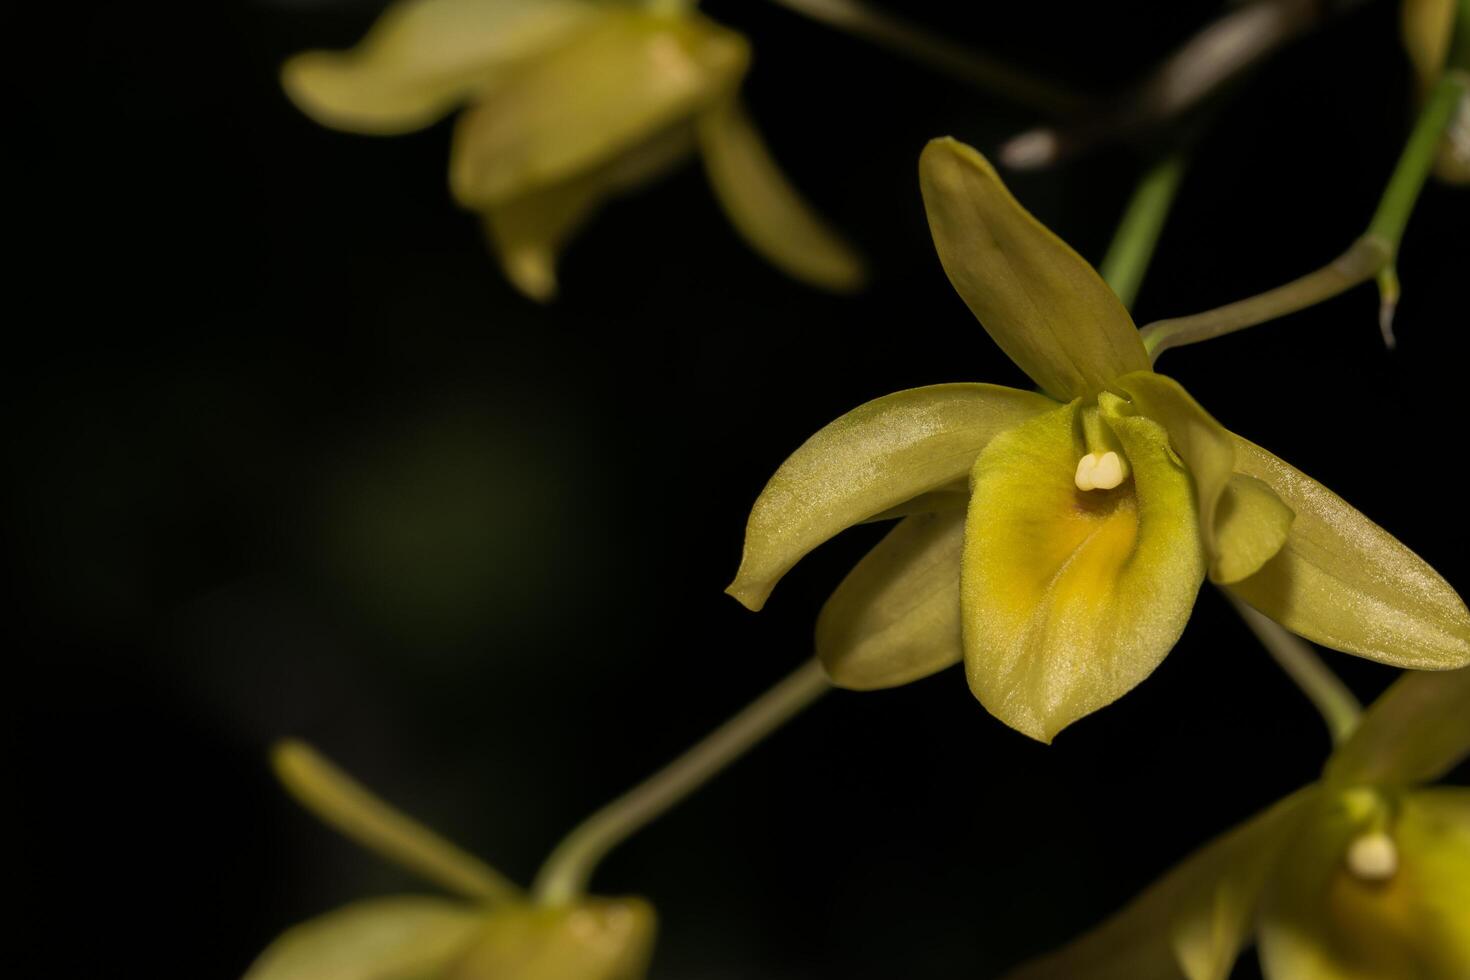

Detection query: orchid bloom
xmin=727 ymin=137 xmax=1470 ymax=742
xmin=1007 ymin=665 xmax=1470 ymax=979
xmin=246 ymin=741 xmax=655 ymax=980
xmin=282 ymin=0 xmax=864 ymax=300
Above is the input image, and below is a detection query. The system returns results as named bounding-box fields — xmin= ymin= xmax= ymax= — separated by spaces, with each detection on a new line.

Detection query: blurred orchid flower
xmin=1401 ymin=0 xmax=1470 ymax=183
xmin=245 ymin=741 xmax=655 ymax=980
xmin=727 ymin=137 xmax=1470 ymax=743
xmin=1006 ymin=665 xmax=1470 ymax=980
xmin=282 ymin=0 xmax=865 ymax=299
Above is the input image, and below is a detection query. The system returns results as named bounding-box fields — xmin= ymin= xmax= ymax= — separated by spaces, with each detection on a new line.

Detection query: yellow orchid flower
xmin=1006 ymin=665 xmax=1470 ymax=980
xmin=245 ymin=741 xmax=656 ymax=980
xmin=281 ymin=0 xmax=864 ymax=300
xmin=1401 ymin=0 xmax=1470 ymax=182
xmin=727 ymin=137 xmax=1470 ymax=743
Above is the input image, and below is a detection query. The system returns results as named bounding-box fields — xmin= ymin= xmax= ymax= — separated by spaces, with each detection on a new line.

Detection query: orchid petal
xmin=697 ymin=98 xmax=866 ymax=292
xmin=961 ymin=397 xmax=1205 ymax=742
xmin=727 ymin=384 xmax=1054 ymax=611
xmin=1005 ymin=790 xmax=1314 ymax=980
xmin=449 ymin=898 xmax=658 ymax=980
xmin=450 ymin=13 xmax=747 ymax=208
xmin=1402 ymin=0 xmax=1455 ymax=100
xmin=1213 ymin=474 xmax=1295 ymax=585
xmin=918 ymin=138 xmax=1150 ymax=401
xmin=817 ymin=511 xmax=964 ymax=690
xmin=1226 ymin=437 xmax=1470 ymax=670
xmin=245 ymin=897 xmax=483 ymax=980
xmin=281 ymin=0 xmax=596 ymax=135
xmin=1326 ymin=666 xmax=1470 ymax=789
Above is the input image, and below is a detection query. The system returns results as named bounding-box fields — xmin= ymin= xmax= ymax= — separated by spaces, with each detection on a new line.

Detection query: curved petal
xmin=281 ymin=0 xmax=597 ymax=135
xmin=961 ymin=397 xmax=1205 ymax=742
xmin=1108 ymin=371 xmax=1286 ymax=583
xmin=696 ymin=98 xmax=866 ymax=292
xmin=817 ymin=511 xmax=964 ymax=690
xmin=245 ymin=897 xmax=483 ymax=980
xmin=1260 ymin=788 xmax=1470 ymax=980
xmin=273 ymin=740 xmax=520 ymax=903
xmin=450 ymin=13 xmax=747 ymax=208
xmin=1005 ymin=789 xmax=1315 ymax=980
xmin=1325 ymin=666 xmax=1470 ymax=789
xmin=727 ymin=383 xmax=1055 ymax=611
xmin=918 ymin=138 xmax=1150 ymax=401
xmin=1226 ymin=436 xmax=1470 ymax=670
xmin=448 ymin=898 xmax=658 ymax=980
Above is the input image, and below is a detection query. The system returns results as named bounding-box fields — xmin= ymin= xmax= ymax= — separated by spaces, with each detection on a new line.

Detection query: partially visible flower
xmin=1401 ymin=0 xmax=1469 ymax=182
xmin=1006 ymin=665 xmax=1470 ymax=980
xmin=282 ymin=0 xmax=864 ymax=299
xmin=246 ymin=740 xmax=655 ymax=980
xmin=727 ymin=137 xmax=1470 ymax=742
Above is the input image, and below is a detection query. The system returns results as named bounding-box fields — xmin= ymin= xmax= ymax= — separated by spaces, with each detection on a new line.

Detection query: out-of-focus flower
xmin=1401 ymin=0 xmax=1470 ymax=182
xmin=282 ymin=0 xmax=865 ymax=299
xmin=1006 ymin=665 xmax=1470 ymax=980
xmin=727 ymin=137 xmax=1470 ymax=742
xmin=245 ymin=741 xmax=655 ymax=979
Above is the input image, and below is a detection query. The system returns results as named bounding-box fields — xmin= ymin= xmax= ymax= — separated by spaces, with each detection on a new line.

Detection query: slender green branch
xmin=1141 ymin=71 xmax=1467 ymax=361
xmin=1226 ymin=593 xmax=1362 ymax=744
xmin=762 ymin=0 xmax=1081 ymax=115
xmin=1100 ymin=152 xmax=1190 ymax=310
xmin=532 ymin=658 xmax=830 ymax=905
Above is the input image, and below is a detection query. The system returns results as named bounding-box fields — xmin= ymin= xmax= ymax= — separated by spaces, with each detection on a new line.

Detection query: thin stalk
xmin=763 ymin=0 xmax=1081 ymax=115
xmin=532 ymin=658 xmax=830 ymax=905
xmin=1227 ymin=593 xmax=1362 ymax=744
xmin=1100 ymin=152 xmax=1190 ymax=309
xmin=1141 ymin=72 xmax=1467 ymax=361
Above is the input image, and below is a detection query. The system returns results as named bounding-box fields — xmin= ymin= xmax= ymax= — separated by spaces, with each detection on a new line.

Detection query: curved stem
xmin=1226 ymin=593 xmax=1362 ymax=744
xmin=532 ymin=658 xmax=830 ymax=905
xmin=1141 ymin=71 xmax=1467 ymax=361
xmin=762 ymin=0 xmax=1081 ymax=115
xmin=1100 ymin=151 xmax=1190 ymax=310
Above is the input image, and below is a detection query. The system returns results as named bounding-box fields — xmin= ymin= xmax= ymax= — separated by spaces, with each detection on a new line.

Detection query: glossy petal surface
xmin=728 ymin=383 xmax=1054 ymax=611
xmin=1326 ymin=666 xmax=1470 ymax=789
xmin=697 ymin=98 xmax=865 ymax=292
xmin=961 ymin=397 xmax=1205 ymax=742
xmin=1213 ymin=473 xmax=1295 ymax=585
xmin=245 ymin=896 xmax=482 ymax=980
xmin=282 ymin=0 xmax=596 ymax=134
xmin=817 ymin=511 xmax=964 ymax=690
xmin=1227 ymin=436 xmax=1470 ymax=670
xmin=919 ymin=138 xmax=1149 ymax=401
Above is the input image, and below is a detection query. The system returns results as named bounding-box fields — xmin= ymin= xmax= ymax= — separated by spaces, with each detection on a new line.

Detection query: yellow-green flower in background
xmin=1401 ymin=0 xmax=1470 ymax=182
xmin=727 ymin=137 xmax=1470 ymax=743
xmin=282 ymin=0 xmax=865 ymax=300
xmin=1006 ymin=665 xmax=1470 ymax=980
xmin=246 ymin=741 xmax=655 ymax=980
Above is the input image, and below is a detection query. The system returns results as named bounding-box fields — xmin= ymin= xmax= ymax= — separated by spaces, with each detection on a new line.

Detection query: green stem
xmin=1226 ymin=593 xmax=1362 ymax=744
xmin=1141 ymin=71 xmax=1467 ymax=361
xmin=762 ymin=0 xmax=1081 ymax=115
xmin=1100 ymin=152 xmax=1190 ymax=310
xmin=532 ymin=658 xmax=830 ymax=905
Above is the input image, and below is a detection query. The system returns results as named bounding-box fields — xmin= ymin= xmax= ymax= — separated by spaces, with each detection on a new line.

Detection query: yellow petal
xmin=817 ymin=511 xmax=964 ymax=690
xmin=450 ymin=12 xmax=747 ymax=208
xmin=448 ymin=898 xmax=657 ymax=980
xmin=1226 ymin=436 xmax=1470 ymax=670
xmin=918 ymin=138 xmax=1150 ymax=401
xmin=245 ymin=896 xmax=483 ymax=980
xmin=1326 ymin=665 xmax=1470 ymax=789
xmin=1402 ymin=0 xmax=1455 ymax=100
xmin=1212 ymin=473 xmax=1295 ymax=585
xmin=1260 ymin=788 xmax=1470 ymax=980
xmin=961 ymin=397 xmax=1205 ymax=742
xmin=696 ymin=98 xmax=866 ymax=292
xmin=727 ymin=383 xmax=1055 ymax=611
xmin=1005 ymin=789 xmax=1315 ymax=980
xmin=282 ymin=0 xmax=597 ymax=135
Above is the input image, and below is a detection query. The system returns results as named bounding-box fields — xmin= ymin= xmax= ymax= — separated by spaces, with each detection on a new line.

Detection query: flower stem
xmin=762 ymin=0 xmax=1081 ymax=115
xmin=1226 ymin=593 xmax=1362 ymax=744
xmin=1141 ymin=70 xmax=1467 ymax=361
xmin=1100 ymin=151 xmax=1190 ymax=310
xmin=532 ymin=658 xmax=830 ymax=905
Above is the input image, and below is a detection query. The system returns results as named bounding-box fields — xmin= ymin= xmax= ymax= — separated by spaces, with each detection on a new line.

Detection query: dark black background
xmin=11 ymin=0 xmax=1469 ymax=977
